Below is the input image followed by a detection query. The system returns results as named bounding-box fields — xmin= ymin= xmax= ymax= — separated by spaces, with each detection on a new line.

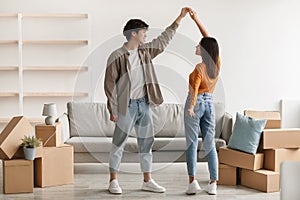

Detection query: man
xmin=104 ymin=7 xmax=189 ymax=194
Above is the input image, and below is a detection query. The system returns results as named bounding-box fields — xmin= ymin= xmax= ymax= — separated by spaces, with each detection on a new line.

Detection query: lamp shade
xmin=42 ymin=103 xmax=57 ymax=116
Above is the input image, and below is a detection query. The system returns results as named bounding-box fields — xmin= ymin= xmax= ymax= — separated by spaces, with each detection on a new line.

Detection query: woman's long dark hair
xmin=200 ymin=37 xmax=220 ymax=79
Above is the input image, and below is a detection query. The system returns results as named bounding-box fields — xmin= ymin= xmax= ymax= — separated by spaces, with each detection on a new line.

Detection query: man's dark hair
xmin=123 ymin=19 xmax=149 ymax=41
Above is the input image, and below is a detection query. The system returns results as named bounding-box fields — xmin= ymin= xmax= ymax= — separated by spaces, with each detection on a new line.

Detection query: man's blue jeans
xmin=109 ymin=96 xmax=154 ymax=173
xmin=184 ymin=93 xmax=218 ymax=180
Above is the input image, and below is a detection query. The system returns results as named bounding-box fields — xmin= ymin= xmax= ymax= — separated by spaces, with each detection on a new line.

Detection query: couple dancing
xmin=104 ymin=7 xmax=220 ymax=195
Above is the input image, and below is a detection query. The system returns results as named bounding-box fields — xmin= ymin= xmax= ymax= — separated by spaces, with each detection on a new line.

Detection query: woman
xmin=184 ymin=9 xmax=220 ymax=195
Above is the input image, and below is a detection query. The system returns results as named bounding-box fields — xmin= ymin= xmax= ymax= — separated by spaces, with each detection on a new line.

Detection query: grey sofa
xmin=58 ymin=102 xmax=232 ymax=163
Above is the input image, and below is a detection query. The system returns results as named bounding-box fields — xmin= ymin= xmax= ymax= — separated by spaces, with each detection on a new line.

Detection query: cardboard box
xmin=3 ymin=159 xmax=34 ymax=194
xmin=13 ymin=145 xmax=43 ymax=159
xmin=262 ymin=129 xmax=300 ymax=149
xmin=240 ymin=169 xmax=279 ymax=192
xmin=0 ymin=116 xmax=33 ymax=159
xmin=218 ymin=163 xmax=237 ymax=186
xmin=264 ymin=148 xmax=300 ymax=172
xmin=219 ymin=147 xmax=264 ymax=170
xmin=244 ymin=110 xmax=281 ymax=129
xmin=35 ymin=122 xmax=62 ymax=147
xmin=34 ymin=144 xmax=73 ymax=187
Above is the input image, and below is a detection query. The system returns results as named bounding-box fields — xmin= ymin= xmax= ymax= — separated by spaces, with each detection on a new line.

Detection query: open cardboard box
xmin=0 ymin=116 xmax=33 ymax=160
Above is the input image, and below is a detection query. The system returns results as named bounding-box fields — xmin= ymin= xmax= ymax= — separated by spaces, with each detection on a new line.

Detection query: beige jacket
xmin=104 ymin=21 xmax=179 ymax=116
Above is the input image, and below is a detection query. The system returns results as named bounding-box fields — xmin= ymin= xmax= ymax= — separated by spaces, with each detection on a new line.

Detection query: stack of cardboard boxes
xmin=0 ymin=116 xmax=74 ymax=194
xmin=218 ymin=110 xmax=300 ymax=193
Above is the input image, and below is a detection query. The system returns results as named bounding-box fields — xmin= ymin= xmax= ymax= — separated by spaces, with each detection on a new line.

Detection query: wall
xmin=1 ymin=0 xmax=300 ymax=120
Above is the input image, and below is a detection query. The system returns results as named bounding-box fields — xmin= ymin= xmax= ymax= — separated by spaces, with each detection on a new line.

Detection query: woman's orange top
xmin=188 ymin=61 xmax=221 ymax=106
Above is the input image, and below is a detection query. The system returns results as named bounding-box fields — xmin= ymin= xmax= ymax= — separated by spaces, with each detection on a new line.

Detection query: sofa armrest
xmin=56 ymin=113 xmax=70 ymax=143
xmin=221 ymin=112 xmax=233 ymax=144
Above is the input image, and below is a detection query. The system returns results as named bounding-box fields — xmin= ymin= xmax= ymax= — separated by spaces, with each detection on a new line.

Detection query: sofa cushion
xmin=152 ymin=104 xmax=185 ymax=137
xmin=66 ymin=137 xmax=227 ymax=153
xmin=67 ymin=102 xmax=116 ymax=137
xmin=228 ymin=112 xmax=266 ymax=154
xmin=213 ymin=102 xmax=225 ymax=139
xmin=152 ymin=103 xmax=224 ymax=138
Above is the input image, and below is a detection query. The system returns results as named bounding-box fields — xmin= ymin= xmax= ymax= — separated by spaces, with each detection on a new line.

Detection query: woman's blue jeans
xmin=184 ymin=93 xmax=218 ymax=180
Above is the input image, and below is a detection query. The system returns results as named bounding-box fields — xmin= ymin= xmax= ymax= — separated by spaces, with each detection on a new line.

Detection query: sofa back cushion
xmin=67 ymin=101 xmax=225 ymax=138
xmin=67 ymin=102 xmax=115 ymax=137
xmin=213 ymin=102 xmax=225 ymax=139
xmin=152 ymin=104 xmax=185 ymax=137
xmin=153 ymin=103 xmax=224 ymax=138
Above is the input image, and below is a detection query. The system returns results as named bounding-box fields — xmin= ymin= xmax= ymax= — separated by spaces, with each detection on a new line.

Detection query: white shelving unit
xmin=22 ymin=40 xmax=88 ymax=45
xmin=0 ymin=13 xmax=89 ymax=126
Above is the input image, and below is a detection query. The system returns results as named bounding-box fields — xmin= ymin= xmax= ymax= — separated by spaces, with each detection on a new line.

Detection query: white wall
xmin=1 ymin=0 xmax=300 ymax=117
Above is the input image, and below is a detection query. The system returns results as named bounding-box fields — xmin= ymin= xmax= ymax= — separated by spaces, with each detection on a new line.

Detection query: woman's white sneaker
xmin=108 ymin=179 xmax=122 ymax=194
xmin=142 ymin=179 xmax=166 ymax=193
xmin=186 ymin=180 xmax=201 ymax=195
xmin=204 ymin=182 xmax=217 ymax=195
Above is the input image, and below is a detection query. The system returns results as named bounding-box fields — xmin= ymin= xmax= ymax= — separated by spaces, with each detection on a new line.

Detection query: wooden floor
xmin=0 ymin=162 xmax=280 ymax=200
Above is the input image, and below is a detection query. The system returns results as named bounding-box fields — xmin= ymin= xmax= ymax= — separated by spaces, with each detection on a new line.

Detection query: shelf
xmin=23 ymin=92 xmax=88 ymax=97
xmin=28 ymin=118 xmax=44 ymax=124
xmin=0 ymin=92 xmax=18 ymax=97
xmin=0 ymin=118 xmax=10 ymax=124
xmin=0 ymin=40 xmax=18 ymax=45
xmin=0 ymin=118 xmax=44 ymax=124
xmin=22 ymin=40 xmax=88 ymax=45
xmin=23 ymin=66 xmax=88 ymax=71
xmin=23 ymin=13 xmax=88 ymax=18
xmin=0 ymin=66 xmax=18 ymax=71
xmin=0 ymin=14 xmax=18 ymax=18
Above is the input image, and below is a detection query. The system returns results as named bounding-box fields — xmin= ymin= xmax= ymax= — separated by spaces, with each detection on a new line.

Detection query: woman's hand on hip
xmin=187 ymin=108 xmax=196 ymax=117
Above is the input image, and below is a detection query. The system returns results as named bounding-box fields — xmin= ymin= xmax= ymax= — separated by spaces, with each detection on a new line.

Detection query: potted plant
xmin=20 ymin=135 xmax=42 ymax=160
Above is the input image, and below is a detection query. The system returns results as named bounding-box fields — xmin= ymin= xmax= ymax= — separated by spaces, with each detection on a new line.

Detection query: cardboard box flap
xmin=0 ymin=116 xmax=23 ymax=142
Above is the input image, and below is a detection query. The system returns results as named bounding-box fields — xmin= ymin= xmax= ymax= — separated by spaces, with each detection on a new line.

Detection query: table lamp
xmin=42 ymin=103 xmax=57 ymax=125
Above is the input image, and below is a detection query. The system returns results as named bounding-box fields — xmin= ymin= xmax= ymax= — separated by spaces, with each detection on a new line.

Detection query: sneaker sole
xmin=186 ymin=188 xmax=201 ymax=195
xmin=204 ymin=190 xmax=216 ymax=195
xmin=108 ymin=189 xmax=122 ymax=195
xmin=142 ymin=188 xmax=166 ymax=193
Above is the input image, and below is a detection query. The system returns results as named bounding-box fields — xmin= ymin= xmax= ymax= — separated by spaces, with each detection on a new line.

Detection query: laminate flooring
xmin=0 ymin=162 xmax=280 ymax=200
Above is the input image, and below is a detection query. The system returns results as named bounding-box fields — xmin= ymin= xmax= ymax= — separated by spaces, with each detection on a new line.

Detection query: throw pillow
xmin=228 ymin=112 xmax=267 ymax=154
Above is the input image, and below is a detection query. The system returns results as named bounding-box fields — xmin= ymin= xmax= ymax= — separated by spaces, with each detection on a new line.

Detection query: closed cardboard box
xmin=240 ymin=169 xmax=279 ymax=192
xmin=264 ymin=148 xmax=300 ymax=172
xmin=34 ymin=144 xmax=73 ymax=187
xmin=244 ymin=110 xmax=281 ymax=129
xmin=0 ymin=116 xmax=33 ymax=159
xmin=35 ymin=122 xmax=62 ymax=147
xmin=219 ymin=147 xmax=264 ymax=170
xmin=262 ymin=129 xmax=300 ymax=149
xmin=3 ymin=159 xmax=34 ymax=194
xmin=218 ymin=163 xmax=237 ymax=186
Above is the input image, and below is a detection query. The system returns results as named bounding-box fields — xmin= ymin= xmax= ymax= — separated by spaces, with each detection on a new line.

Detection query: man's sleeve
xmin=144 ymin=21 xmax=179 ymax=59
xmin=104 ymin=54 xmax=119 ymax=116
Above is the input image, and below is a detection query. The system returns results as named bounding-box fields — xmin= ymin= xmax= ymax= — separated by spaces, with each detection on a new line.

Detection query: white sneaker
xmin=142 ymin=179 xmax=166 ymax=193
xmin=204 ymin=182 xmax=217 ymax=195
xmin=108 ymin=179 xmax=122 ymax=194
xmin=186 ymin=180 xmax=201 ymax=195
